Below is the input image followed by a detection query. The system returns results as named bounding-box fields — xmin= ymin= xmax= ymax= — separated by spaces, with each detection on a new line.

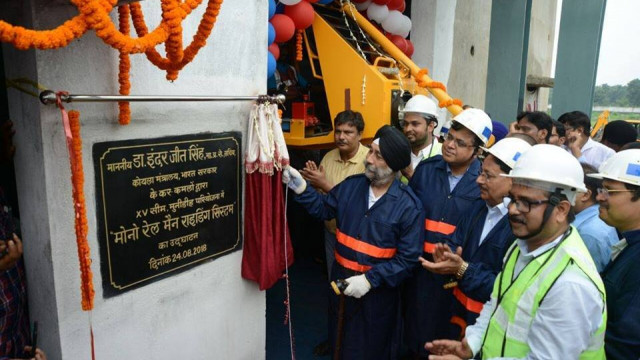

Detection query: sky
xmin=550 ymin=0 xmax=640 ymax=86
xmin=595 ymin=0 xmax=640 ymax=85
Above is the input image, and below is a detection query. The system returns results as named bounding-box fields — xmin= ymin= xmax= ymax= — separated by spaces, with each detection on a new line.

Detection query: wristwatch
xmin=455 ymin=262 xmax=469 ymax=280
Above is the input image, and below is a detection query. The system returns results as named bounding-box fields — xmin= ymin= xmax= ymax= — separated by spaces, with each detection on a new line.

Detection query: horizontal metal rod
xmin=39 ymin=90 xmax=285 ymax=105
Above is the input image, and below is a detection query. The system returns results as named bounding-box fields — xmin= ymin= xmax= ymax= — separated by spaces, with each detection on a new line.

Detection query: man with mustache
xmin=419 ymin=137 xmax=533 ymax=339
xmin=403 ymin=108 xmax=492 ymax=358
xmin=299 ymin=110 xmax=369 ymax=356
xmin=284 ymin=125 xmax=423 ymax=359
xmin=589 ymin=149 xmax=640 ymax=359
xmin=399 ymin=95 xmax=442 ymax=181
xmin=513 ymin=111 xmax=553 ymax=144
xmin=426 ymin=144 xmax=606 ymax=359
xmin=300 ymin=110 xmax=369 ymax=276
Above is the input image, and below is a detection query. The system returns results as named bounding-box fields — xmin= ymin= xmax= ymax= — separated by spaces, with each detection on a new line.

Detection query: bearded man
xmin=284 ymin=125 xmax=424 ymax=359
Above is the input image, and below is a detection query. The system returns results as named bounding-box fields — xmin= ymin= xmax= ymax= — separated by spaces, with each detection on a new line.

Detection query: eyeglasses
xmin=505 ymin=196 xmax=550 ymax=213
xmin=478 ymin=171 xmax=500 ymax=182
xmin=596 ymin=187 xmax=635 ymax=199
xmin=444 ymin=133 xmax=475 ymax=148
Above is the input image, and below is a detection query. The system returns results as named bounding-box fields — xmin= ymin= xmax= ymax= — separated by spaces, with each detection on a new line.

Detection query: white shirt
xmin=610 ymin=238 xmax=628 ymax=261
xmin=466 ymin=233 xmax=605 ymax=359
xmin=577 ymin=137 xmax=615 ymax=169
xmin=410 ymin=143 xmax=436 ymax=170
xmin=368 ymin=186 xmax=382 ymax=209
xmin=478 ymin=201 xmax=509 ymax=246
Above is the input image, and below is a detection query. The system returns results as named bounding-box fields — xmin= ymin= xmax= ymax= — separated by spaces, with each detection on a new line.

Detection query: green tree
xmin=627 ymin=79 xmax=640 ymax=107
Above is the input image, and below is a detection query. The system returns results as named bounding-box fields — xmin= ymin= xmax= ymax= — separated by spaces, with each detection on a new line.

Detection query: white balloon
xmin=381 ymin=10 xmax=404 ymax=34
xmin=398 ymin=30 xmax=409 ymax=38
xmin=354 ymin=0 xmax=373 ymax=11
xmin=280 ymin=0 xmax=302 ymax=5
xmin=400 ymin=15 xmax=412 ymax=34
xmin=366 ymin=4 xmax=389 ymax=24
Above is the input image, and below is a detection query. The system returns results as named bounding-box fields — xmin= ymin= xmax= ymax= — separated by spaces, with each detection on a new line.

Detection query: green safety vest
xmin=401 ymin=141 xmax=442 ymax=184
xmin=481 ymin=227 xmax=607 ymax=359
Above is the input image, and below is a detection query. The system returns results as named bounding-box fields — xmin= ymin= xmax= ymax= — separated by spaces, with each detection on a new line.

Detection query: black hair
xmin=517 ymin=111 xmax=553 ymax=142
xmin=623 ymin=182 xmax=640 ymax=202
xmin=507 ymin=132 xmax=537 ymax=145
xmin=558 ymin=111 xmax=590 ymax=134
xmin=602 ymin=120 xmax=638 ymax=146
xmin=581 ymin=163 xmax=600 ymax=202
xmin=552 ymin=120 xmax=566 ymax=137
xmin=486 ymin=154 xmax=511 ymax=174
xmin=451 ymin=121 xmax=483 ymax=148
xmin=334 ymin=110 xmax=365 ymax=133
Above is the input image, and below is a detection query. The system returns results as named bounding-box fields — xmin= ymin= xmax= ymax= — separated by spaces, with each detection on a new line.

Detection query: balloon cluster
xmin=353 ymin=0 xmax=414 ymax=57
xmin=267 ymin=0 xmax=332 ymax=77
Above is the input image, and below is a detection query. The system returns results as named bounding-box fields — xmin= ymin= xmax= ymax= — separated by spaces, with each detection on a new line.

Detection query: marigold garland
xmin=118 ymin=5 xmax=131 ymax=125
xmin=1 ymin=0 xmax=224 ymax=81
xmin=130 ymin=0 xmax=223 ymax=80
xmin=439 ymin=98 xmax=463 ymax=108
xmin=68 ymin=110 xmax=95 ymax=311
xmin=295 ymin=30 xmax=303 ymax=62
xmin=417 ymin=68 xmax=429 ymax=78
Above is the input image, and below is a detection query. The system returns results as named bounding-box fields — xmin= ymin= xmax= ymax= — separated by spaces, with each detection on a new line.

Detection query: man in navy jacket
xmin=420 ymin=136 xmax=533 ymax=338
xmin=589 ymin=149 xmax=640 ymax=359
xmin=284 ymin=125 xmax=424 ymax=359
xmin=403 ymin=109 xmax=493 ymax=357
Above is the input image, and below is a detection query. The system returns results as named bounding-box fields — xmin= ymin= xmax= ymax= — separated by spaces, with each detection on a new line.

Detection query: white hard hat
xmin=452 ymin=109 xmax=493 ymax=146
xmin=480 ymin=137 xmax=532 ymax=170
xmin=588 ymin=149 xmax=640 ymax=186
xmin=401 ymin=95 xmax=438 ymax=119
xmin=503 ymin=144 xmax=587 ymax=205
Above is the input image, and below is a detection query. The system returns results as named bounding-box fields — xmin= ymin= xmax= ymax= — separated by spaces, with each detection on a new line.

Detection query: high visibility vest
xmin=481 ymin=227 xmax=607 ymax=359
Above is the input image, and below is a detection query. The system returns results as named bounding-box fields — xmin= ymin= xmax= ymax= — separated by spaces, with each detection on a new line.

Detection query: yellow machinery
xmin=591 ymin=110 xmax=609 ymax=140
xmin=283 ymin=3 xmax=463 ymax=148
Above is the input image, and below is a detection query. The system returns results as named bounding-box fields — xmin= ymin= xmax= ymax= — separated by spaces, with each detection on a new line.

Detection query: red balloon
xmin=271 ymin=14 xmax=296 ymax=43
xmin=389 ymin=34 xmax=407 ymax=53
xmin=372 ymin=0 xmax=391 ymax=5
xmin=398 ymin=1 xmax=405 ymax=12
xmin=284 ymin=1 xmax=315 ymax=30
xmin=405 ymin=39 xmax=414 ymax=57
xmin=307 ymin=0 xmax=320 ymax=2
xmin=387 ymin=0 xmax=403 ymax=11
xmin=268 ymin=43 xmax=280 ymax=60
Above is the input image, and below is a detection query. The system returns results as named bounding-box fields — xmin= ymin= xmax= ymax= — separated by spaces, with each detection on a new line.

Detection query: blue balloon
xmin=268 ymin=23 xmax=275 ymax=45
xmin=275 ymin=3 xmax=285 ymax=14
xmin=267 ymin=52 xmax=277 ymax=78
xmin=317 ymin=0 xmax=334 ymax=4
xmin=268 ymin=0 xmax=276 ymax=19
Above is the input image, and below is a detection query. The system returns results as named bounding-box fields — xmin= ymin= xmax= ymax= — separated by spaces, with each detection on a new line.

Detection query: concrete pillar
xmin=525 ymin=0 xmax=558 ymax=113
xmin=552 ymin=0 xmax=607 ymax=118
xmin=411 ymin=0 xmax=491 ymax=126
xmin=447 ymin=0 xmax=492 ymax=110
xmin=2 ymin=0 xmax=267 ymax=358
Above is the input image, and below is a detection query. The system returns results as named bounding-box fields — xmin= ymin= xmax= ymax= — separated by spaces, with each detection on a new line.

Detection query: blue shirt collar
xmin=573 ymin=204 xmax=600 ymax=228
